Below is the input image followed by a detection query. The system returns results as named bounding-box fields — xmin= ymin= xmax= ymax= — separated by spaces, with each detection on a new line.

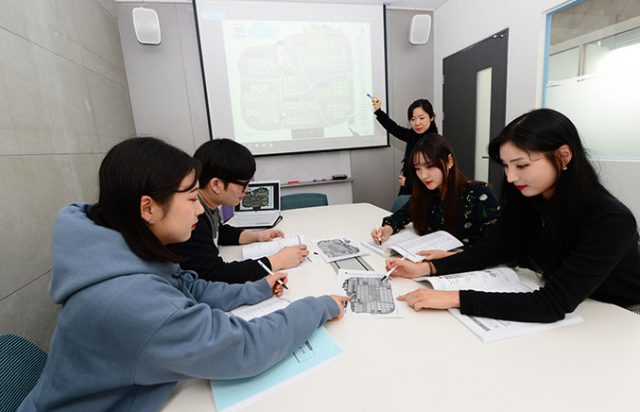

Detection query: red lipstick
xmin=516 ymin=185 xmax=527 ymax=190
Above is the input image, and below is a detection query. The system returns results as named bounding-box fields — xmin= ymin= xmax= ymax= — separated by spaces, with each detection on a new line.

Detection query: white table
xmin=159 ymin=203 xmax=640 ymax=412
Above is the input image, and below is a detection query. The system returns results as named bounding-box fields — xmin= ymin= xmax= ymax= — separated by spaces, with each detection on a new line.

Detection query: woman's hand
xmin=268 ymin=245 xmax=309 ymax=271
xmin=371 ymin=95 xmax=381 ymax=111
xmin=398 ymin=175 xmax=406 ymax=187
xmin=328 ymin=295 xmax=351 ymax=321
xmin=265 ymin=272 xmax=288 ymax=297
xmin=385 ymin=258 xmax=431 ymax=279
xmin=397 ymin=289 xmax=460 ymax=311
xmin=370 ymin=225 xmax=393 ymax=245
xmin=416 ymin=249 xmax=453 ymax=260
xmin=256 ymin=229 xmax=285 ymax=242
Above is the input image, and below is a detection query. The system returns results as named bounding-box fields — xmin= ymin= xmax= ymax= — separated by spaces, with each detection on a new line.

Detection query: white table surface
xmin=159 ymin=203 xmax=640 ymax=412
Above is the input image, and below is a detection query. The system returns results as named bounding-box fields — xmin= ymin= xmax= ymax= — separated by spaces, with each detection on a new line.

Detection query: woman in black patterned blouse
xmin=371 ymin=134 xmax=500 ymax=259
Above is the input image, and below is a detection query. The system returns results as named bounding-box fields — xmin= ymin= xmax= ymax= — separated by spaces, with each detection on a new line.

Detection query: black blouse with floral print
xmin=382 ymin=182 xmax=500 ymax=246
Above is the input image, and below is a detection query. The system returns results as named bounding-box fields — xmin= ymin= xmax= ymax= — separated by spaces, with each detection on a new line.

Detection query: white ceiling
xmin=386 ymin=0 xmax=448 ymax=11
xmin=113 ymin=0 xmax=449 ymax=11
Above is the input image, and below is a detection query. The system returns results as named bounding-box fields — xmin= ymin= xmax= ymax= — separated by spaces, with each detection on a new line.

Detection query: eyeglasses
xmin=217 ymin=177 xmax=251 ymax=191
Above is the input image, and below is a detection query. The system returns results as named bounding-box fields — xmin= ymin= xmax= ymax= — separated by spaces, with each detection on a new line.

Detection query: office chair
xmin=281 ymin=193 xmax=328 ymax=210
xmin=0 ymin=334 xmax=47 ymax=412
xmin=391 ymin=195 xmax=410 ymax=213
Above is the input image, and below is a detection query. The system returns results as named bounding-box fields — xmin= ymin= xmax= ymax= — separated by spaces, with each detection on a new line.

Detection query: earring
xmin=562 ymin=166 xmax=567 ymax=171
xmin=148 ymin=219 xmax=153 ymax=225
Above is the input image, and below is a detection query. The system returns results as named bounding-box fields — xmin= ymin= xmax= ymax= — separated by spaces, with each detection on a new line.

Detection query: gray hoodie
xmin=18 ymin=203 xmax=339 ymax=412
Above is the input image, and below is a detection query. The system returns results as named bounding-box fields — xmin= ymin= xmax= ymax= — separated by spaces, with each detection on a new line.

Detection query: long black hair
xmin=89 ymin=137 xmax=201 ymax=263
xmin=408 ymin=134 xmax=474 ymax=236
xmin=407 ymin=99 xmax=439 ymax=135
xmin=487 ymin=108 xmax=611 ymax=267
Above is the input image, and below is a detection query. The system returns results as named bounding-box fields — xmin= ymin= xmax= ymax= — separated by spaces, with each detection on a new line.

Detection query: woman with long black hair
xmin=371 ymin=133 xmax=499 ymax=258
xmin=387 ymin=109 xmax=640 ymax=322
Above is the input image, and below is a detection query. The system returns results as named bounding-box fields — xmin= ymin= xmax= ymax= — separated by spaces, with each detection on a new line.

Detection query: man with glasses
xmin=169 ymin=138 xmax=309 ymax=283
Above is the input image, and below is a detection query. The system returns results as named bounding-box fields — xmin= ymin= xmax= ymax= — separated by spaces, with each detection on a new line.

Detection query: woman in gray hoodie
xmin=18 ymin=137 xmax=347 ymax=412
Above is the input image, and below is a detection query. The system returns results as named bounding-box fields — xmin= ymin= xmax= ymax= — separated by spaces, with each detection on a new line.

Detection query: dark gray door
xmin=443 ymin=29 xmax=508 ymax=192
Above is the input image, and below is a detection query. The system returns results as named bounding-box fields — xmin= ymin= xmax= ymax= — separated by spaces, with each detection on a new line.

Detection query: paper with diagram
xmin=312 ymin=236 xmax=365 ymax=262
xmin=336 ymin=269 xmax=402 ymax=318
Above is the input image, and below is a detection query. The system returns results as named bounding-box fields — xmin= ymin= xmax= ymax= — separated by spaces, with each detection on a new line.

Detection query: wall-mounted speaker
xmin=132 ymin=7 xmax=161 ymax=45
xmin=409 ymin=14 xmax=431 ymax=45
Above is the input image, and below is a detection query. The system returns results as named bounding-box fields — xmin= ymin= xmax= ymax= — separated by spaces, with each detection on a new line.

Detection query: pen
xmin=376 ymin=227 xmax=383 ymax=245
xmin=366 ymin=93 xmax=379 ymax=103
xmin=381 ymin=256 xmax=406 ymax=282
xmin=257 ymin=260 xmax=289 ymax=290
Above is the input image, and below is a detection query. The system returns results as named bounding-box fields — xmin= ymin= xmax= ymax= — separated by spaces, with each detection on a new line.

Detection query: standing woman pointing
xmin=371 ymin=96 xmax=438 ymax=195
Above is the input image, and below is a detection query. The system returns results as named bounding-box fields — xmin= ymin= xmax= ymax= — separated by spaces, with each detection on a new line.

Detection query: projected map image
xmin=223 ymin=20 xmax=374 ymax=143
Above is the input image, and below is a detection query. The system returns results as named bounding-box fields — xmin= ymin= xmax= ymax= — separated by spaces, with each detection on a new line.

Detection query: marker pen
xmin=366 ymin=93 xmax=379 ymax=103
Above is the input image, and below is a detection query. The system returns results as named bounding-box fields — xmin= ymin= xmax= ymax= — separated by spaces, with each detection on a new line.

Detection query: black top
xmin=382 ymin=182 xmax=499 ymax=246
xmin=374 ymin=108 xmax=437 ymax=195
xmin=169 ymin=197 xmax=271 ymax=283
xmin=433 ymin=191 xmax=640 ymax=322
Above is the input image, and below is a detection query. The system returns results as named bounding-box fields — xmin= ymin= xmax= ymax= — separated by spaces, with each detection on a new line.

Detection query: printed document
xmin=363 ymin=230 xmax=463 ymax=263
xmin=242 ymin=234 xmax=305 ymax=260
xmin=227 ymin=294 xmax=298 ymax=320
xmin=413 ymin=267 xmax=583 ymax=342
xmin=336 ymin=269 xmax=403 ymax=318
xmin=241 ymin=234 xmax=316 ymax=271
xmin=312 ymin=236 xmax=366 ymax=262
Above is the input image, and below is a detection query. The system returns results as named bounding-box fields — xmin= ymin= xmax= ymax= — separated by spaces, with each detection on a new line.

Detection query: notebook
xmin=225 ymin=181 xmax=282 ymax=228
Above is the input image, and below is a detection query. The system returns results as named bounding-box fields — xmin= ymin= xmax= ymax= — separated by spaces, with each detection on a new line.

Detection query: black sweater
xmin=169 ymin=200 xmax=271 ymax=284
xmin=433 ymin=192 xmax=640 ymax=322
xmin=374 ymin=108 xmax=437 ymax=195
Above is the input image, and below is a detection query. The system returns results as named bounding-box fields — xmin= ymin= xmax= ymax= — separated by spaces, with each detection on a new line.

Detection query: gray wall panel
xmin=0 ymin=0 xmax=134 ymax=349
xmin=117 ymin=3 xmax=204 ymax=154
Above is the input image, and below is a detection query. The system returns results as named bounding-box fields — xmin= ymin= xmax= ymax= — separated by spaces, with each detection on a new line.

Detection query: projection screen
xmin=194 ymin=0 xmax=388 ymax=155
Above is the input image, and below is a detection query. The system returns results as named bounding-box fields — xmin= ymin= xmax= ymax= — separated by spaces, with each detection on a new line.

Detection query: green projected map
xmin=222 ymin=20 xmax=374 ymax=143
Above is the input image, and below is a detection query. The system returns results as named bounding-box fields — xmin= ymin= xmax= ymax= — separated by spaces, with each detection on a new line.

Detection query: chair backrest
xmin=391 ymin=195 xmax=410 ymax=213
xmin=0 ymin=334 xmax=47 ymax=412
xmin=281 ymin=193 xmax=328 ymax=211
